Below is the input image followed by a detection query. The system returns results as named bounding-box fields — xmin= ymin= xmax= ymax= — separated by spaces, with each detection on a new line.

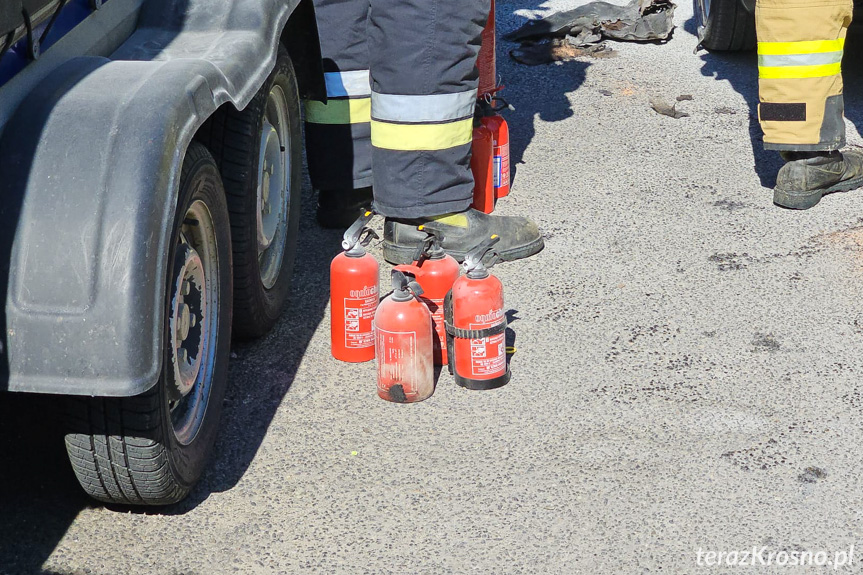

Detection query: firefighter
xmin=757 ymin=0 xmax=863 ymax=209
xmin=305 ymin=0 xmax=544 ymax=264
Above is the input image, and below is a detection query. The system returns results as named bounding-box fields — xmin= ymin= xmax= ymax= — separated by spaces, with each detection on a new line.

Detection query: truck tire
xmin=695 ymin=0 xmax=757 ymax=52
xmin=200 ymin=45 xmax=302 ymax=339
xmin=64 ymin=142 xmax=233 ymax=506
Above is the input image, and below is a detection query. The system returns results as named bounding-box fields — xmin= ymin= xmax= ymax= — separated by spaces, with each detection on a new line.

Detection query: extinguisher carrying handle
xmin=492 ymin=95 xmax=515 ymax=113
xmin=391 ymin=269 xmax=424 ymax=298
xmin=463 ymin=235 xmax=501 ymax=275
xmin=413 ymin=223 xmax=447 ymax=262
xmin=342 ymin=210 xmax=376 ymax=251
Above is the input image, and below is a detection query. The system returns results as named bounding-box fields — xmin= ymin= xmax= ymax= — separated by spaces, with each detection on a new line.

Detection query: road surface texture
xmin=4 ymin=1 xmax=863 ymax=573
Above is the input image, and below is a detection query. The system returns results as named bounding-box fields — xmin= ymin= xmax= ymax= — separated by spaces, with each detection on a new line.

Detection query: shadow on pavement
xmin=503 ymin=56 xmax=590 ymax=186
xmin=687 ymin=17 xmax=783 ymax=188
xmin=840 ymin=30 xmax=863 ymax=137
xmin=0 ymin=393 xmax=90 ymax=575
xmin=162 ymin=181 xmax=340 ymax=514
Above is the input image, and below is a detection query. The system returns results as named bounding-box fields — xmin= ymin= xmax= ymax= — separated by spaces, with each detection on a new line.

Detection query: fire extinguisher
xmin=445 ymin=235 xmax=510 ymax=390
xmin=330 ymin=211 xmax=379 ymax=363
xmin=482 ymin=98 xmax=511 ymax=199
xmin=373 ymin=270 xmax=434 ymax=403
xmin=477 ymin=0 xmax=497 ymax=99
xmin=471 ymin=115 xmax=495 ymax=214
xmin=393 ymin=225 xmax=460 ymax=367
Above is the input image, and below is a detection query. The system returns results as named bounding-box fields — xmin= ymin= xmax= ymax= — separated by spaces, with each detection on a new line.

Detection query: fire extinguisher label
xmin=469 ymin=316 xmax=506 ymax=377
xmin=375 ymin=328 xmax=417 ymax=397
xmin=343 ymin=291 xmax=377 ymax=349
xmin=493 ymin=142 xmax=510 ymax=189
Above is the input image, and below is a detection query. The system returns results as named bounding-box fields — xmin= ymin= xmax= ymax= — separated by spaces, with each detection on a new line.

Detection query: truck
xmin=0 ymin=0 xmax=325 ymax=505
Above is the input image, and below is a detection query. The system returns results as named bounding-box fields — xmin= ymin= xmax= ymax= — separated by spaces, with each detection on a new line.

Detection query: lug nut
xmin=178 ymin=303 xmax=191 ymax=341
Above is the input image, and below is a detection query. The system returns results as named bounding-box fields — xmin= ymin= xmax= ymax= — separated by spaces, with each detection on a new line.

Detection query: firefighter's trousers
xmin=305 ymin=0 xmax=488 ymax=218
xmin=756 ymin=0 xmax=853 ymax=151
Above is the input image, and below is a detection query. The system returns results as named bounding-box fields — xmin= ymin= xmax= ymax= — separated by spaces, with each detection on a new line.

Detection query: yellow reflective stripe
xmin=371 ymin=118 xmax=472 ymax=151
xmin=758 ymin=38 xmax=845 ymax=56
xmin=759 ymin=62 xmax=842 ymax=79
xmin=304 ymin=98 xmax=370 ymax=125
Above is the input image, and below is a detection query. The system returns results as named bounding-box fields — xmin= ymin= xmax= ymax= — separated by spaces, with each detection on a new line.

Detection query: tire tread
xmin=197 ymin=45 xmax=301 ymax=339
xmin=699 ymin=0 xmax=756 ymax=52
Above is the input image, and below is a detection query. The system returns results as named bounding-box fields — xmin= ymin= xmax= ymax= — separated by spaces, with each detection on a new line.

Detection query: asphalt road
xmin=5 ymin=1 xmax=863 ymax=573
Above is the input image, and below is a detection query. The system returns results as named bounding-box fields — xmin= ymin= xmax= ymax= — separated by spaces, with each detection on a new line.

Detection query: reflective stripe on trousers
xmin=756 ymin=0 xmax=852 ymax=151
xmin=303 ymin=0 xmax=373 ymax=189
xmin=370 ymin=90 xmax=476 ymax=151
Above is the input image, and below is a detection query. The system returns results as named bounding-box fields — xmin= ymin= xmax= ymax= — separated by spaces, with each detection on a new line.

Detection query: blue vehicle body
xmin=0 ymin=0 xmax=103 ymax=88
xmin=0 ymin=0 xmax=323 ymax=396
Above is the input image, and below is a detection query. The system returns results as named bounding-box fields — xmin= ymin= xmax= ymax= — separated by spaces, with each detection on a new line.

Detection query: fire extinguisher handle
xmin=391 ymin=270 xmax=425 ymax=298
xmin=493 ymin=96 xmax=515 ymax=112
xmin=342 ymin=210 xmax=376 ymax=251
xmin=413 ymin=223 xmax=447 ymax=261
xmin=464 ymin=235 xmax=501 ymax=274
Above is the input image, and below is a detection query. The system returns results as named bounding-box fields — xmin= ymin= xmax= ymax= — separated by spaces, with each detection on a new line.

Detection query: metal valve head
xmin=391 ymin=270 xmax=424 ymax=300
xmin=342 ymin=210 xmax=378 ymax=254
xmin=463 ymin=235 xmax=501 ymax=277
xmin=413 ymin=223 xmax=447 ymax=262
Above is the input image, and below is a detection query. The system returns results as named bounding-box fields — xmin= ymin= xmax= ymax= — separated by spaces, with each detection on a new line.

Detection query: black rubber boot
xmin=382 ymin=208 xmax=544 ymax=265
xmin=774 ymin=150 xmax=863 ymax=210
xmin=316 ymin=187 xmax=373 ymax=229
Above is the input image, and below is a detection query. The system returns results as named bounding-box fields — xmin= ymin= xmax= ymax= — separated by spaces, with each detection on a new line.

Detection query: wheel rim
xmin=695 ymin=0 xmax=711 ymax=36
xmin=256 ymin=84 xmax=292 ymax=290
xmin=168 ymin=199 xmax=220 ymax=446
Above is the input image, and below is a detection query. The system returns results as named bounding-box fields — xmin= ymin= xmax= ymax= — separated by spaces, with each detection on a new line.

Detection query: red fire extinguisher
xmin=477 ymin=0 xmax=497 ymax=99
xmin=330 ymin=211 xmax=379 ymax=363
xmin=482 ymin=100 xmax=510 ymax=199
xmin=393 ymin=225 xmax=460 ymax=366
xmin=445 ymin=235 xmax=510 ymax=390
xmin=471 ymin=117 xmax=495 ymax=214
xmin=373 ymin=270 xmax=434 ymax=403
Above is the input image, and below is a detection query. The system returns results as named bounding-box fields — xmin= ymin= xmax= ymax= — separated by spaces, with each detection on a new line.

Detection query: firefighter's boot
xmin=316 ymin=187 xmax=374 ymax=229
xmin=382 ymin=208 xmax=544 ymax=264
xmin=774 ymin=150 xmax=863 ymax=210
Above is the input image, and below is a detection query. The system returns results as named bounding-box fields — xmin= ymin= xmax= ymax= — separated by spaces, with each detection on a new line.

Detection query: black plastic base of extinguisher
xmin=453 ymin=368 xmax=511 ymax=390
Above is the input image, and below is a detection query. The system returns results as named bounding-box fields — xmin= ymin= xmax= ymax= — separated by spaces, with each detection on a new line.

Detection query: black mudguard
xmin=0 ymin=0 xmax=319 ymax=396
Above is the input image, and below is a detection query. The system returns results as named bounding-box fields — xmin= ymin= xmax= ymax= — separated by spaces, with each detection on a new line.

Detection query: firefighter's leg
xmin=368 ymin=0 xmax=543 ymax=264
xmin=305 ymin=0 xmax=373 ymax=228
xmin=757 ymin=0 xmax=863 ymax=209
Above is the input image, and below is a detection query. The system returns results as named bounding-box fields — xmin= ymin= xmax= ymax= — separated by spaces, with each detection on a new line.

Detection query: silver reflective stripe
xmin=325 ymin=70 xmax=371 ymax=98
xmin=371 ymin=90 xmax=477 ymax=123
xmin=758 ymin=52 xmax=843 ymax=68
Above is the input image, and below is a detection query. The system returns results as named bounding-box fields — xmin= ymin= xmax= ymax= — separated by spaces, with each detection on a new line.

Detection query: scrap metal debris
xmin=650 ymin=98 xmax=688 ymax=119
xmin=505 ymin=0 xmax=676 ymax=65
